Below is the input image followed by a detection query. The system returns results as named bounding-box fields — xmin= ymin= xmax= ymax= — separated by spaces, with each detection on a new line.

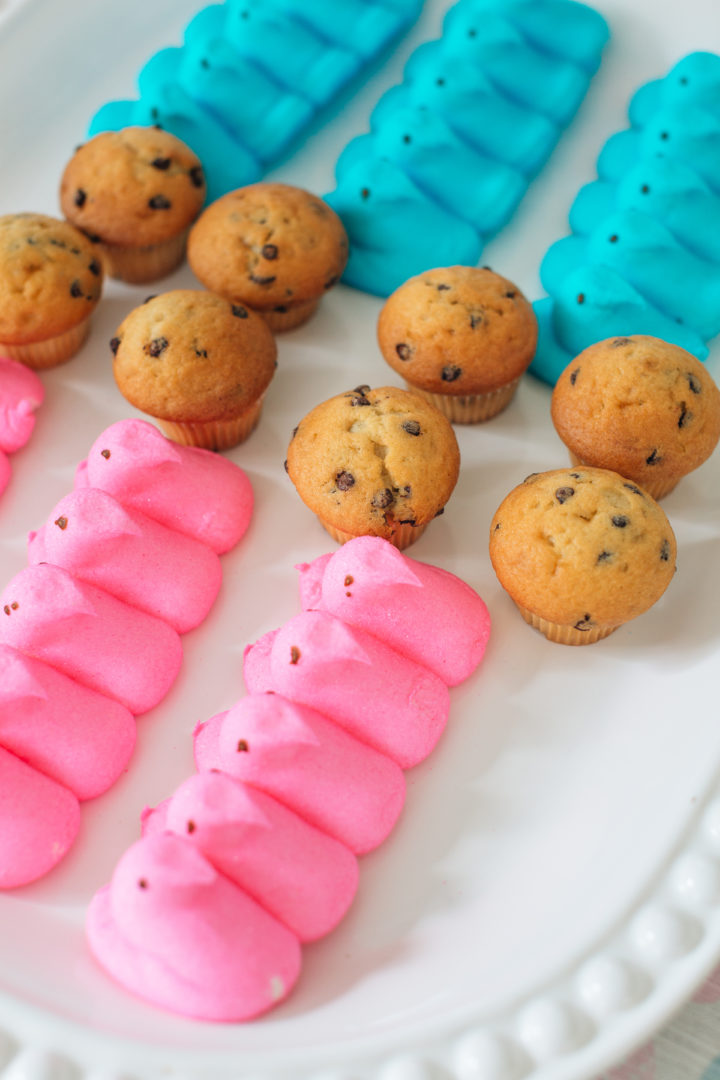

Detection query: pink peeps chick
xmin=0 ymin=644 xmax=135 ymax=800
xmin=86 ymin=832 xmax=301 ymax=1021
xmin=28 ymin=488 xmax=222 ymax=634
xmin=297 ymin=537 xmax=491 ymax=686
xmin=243 ymin=610 xmax=450 ymax=768
xmin=0 ymin=746 xmax=80 ymax=888
xmin=77 ymin=419 xmax=253 ymax=554
xmin=145 ymin=770 xmax=358 ymax=942
xmin=0 ymin=564 xmax=182 ymax=715
xmin=193 ymin=692 xmax=406 ymax=854
xmin=0 ymin=355 xmax=44 ymax=454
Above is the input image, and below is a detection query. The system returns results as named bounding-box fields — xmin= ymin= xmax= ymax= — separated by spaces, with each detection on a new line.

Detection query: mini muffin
xmin=489 ymin=467 xmax=677 ymax=645
xmin=187 ymin=182 xmax=348 ymax=331
xmin=286 ymin=385 xmax=460 ymax=549
xmin=111 ymin=290 xmax=277 ymax=450
xmin=0 ymin=213 xmax=104 ymax=368
xmin=551 ymin=335 xmax=720 ymax=500
xmin=377 ymin=266 xmax=538 ymax=422
xmin=60 ymin=127 xmax=206 ymax=284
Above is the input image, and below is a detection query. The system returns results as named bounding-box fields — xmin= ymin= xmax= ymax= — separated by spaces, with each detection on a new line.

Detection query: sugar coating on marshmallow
xmin=86 ymin=832 xmax=301 ymax=1021
xmin=78 ymin=419 xmax=253 ymax=554
xmin=194 ymin=693 xmax=405 ymax=855
xmin=0 ymin=564 xmax=182 ymax=715
xmin=144 ymin=769 xmax=358 ymax=942
xmin=0 ymin=356 xmax=44 ymax=454
xmin=296 ymin=537 xmax=491 ymax=686
xmin=0 ymin=746 xmax=80 ymax=888
xmin=0 ymin=644 xmax=136 ymax=800
xmin=243 ymin=610 xmax=449 ymax=768
xmin=28 ymin=488 xmax=222 ymax=634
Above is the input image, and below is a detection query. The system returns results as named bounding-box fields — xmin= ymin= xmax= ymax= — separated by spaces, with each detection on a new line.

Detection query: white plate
xmin=1 ymin=1 xmax=719 ymax=1078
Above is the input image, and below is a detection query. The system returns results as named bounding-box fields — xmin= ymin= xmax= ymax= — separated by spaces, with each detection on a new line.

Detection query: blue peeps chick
xmin=570 ymin=157 xmax=720 ymax=265
xmin=598 ymin=104 xmax=720 ymax=192
xmin=262 ymin=0 xmax=417 ymax=60
xmin=460 ymin=0 xmax=609 ymax=73
xmin=325 ymin=157 xmax=482 ymax=297
xmin=629 ymin=52 xmax=720 ymax=126
xmin=440 ymin=6 xmax=589 ymax=125
xmin=221 ymin=0 xmax=360 ymax=107
xmin=530 ymin=264 xmax=708 ymax=385
xmin=377 ymin=40 xmax=557 ymax=174
xmin=338 ymin=106 xmax=526 ymax=237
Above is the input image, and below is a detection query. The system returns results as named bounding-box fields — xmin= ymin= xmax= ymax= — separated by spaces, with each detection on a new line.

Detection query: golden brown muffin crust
xmin=286 ymin=385 xmax=460 ymax=539
xmin=112 ymin=290 xmax=277 ymax=422
xmin=59 ymin=127 xmax=205 ymax=248
xmin=377 ymin=266 xmax=538 ymax=395
xmin=489 ymin=467 xmax=676 ymax=632
xmin=0 ymin=213 xmax=103 ymax=343
xmin=187 ymin=182 xmax=348 ymax=311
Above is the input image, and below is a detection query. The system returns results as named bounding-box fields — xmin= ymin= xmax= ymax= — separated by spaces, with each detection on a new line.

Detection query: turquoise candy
xmin=325 ymin=157 xmax=481 ymax=298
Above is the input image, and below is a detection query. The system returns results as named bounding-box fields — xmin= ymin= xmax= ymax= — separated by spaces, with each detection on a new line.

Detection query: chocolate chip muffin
xmin=0 ymin=213 xmax=104 ymax=368
xmin=489 ymin=467 xmax=677 ymax=645
xmin=59 ymin=127 xmax=206 ymax=284
xmin=286 ymin=385 xmax=460 ymax=549
xmin=111 ymin=290 xmax=277 ymax=450
xmin=551 ymin=336 xmax=720 ymax=500
xmin=377 ymin=266 xmax=538 ymax=423
xmin=187 ymin=182 xmax=348 ymax=332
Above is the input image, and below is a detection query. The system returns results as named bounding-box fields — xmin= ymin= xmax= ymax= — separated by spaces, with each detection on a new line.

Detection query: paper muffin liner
xmin=101 ymin=228 xmax=190 ymax=284
xmin=0 ymin=317 xmax=90 ymax=369
xmin=259 ymin=297 xmax=320 ymax=333
xmin=568 ymin=452 xmax=679 ymax=500
xmin=319 ymin=519 xmax=429 ymax=551
xmin=405 ymin=377 xmax=521 ymax=423
xmin=155 ymin=398 xmax=264 ymax=452
xmin=515 ymin=602 xmax=617 ymax=646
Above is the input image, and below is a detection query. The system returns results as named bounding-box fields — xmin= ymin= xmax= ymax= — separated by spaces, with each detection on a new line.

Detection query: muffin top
xmin=489 ymin=467 xmax=677 ymax=632
xmin=111 ymin=290 xmax=277 ymax=422
xmin=377 ymin=266 xmax=538 ymax=395
xmin=551 ymin=335 xmax=720 ymax=489
xmin=59 ymin=127 xmax=206 ymax=247
xmin=286 ymin=385 xmax=460 ymax=540
xmin=0 ymin=213 xmax=104 ymax=344
xmin=187 ymin=182 xmax=349 ymax=311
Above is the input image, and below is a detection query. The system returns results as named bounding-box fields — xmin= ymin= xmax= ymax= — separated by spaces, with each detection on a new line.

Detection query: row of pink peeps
xmin=0 ymin=356 xmax=44 ymax=499
xmin=0 ymin=418 xmax=253 ymax=888
xmin=87 ymin=535 xmax=492 ymax=1022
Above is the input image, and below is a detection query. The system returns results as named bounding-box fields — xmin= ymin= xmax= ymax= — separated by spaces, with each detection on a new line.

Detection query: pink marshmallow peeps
xmin=243 ymin=610 xmax=450 ymax=768
xmin=194 ymin=693 xmax=406 ymax=854
xmin=0 ymin=644 xmax=135 ymax=800
xmin=28 ymin=488 xmax=222 ymax=634
xmin=143 ymin=770 xmax=358 ymax=942
xmin=297 ymin=536 xmax=491 ymax=686
xmin=0 ymin=746 xmax=80 ymax=888
xmin=75 ymin=419 xmax=253 ymax=554
xmin=0 ymin=564 xmax=182 ymax=715
xmin=0 ymin=356 xmax=44 ymax=454
xmin=86 ymin=832 xmax=301 ymax=1021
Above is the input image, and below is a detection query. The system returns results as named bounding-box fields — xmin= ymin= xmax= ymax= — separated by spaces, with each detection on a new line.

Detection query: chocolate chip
xmin=570 ymin=368 xmax=580 ymax=385
xmin=336 ymin=470 xmax=355 ymax=491
xmin=596 ymin=550 xmax=613 ymax=563
xmin=237 ymin=739 xmax=249 ymax=752
xmin=101 ymin=449 xmax=111 ymax=459
xmin=555 ymin=486 xmax=574 ymax=504
xmin=576 ymin=293 xmax=585 ymax=304
xmin=612 ymin=337 xmax=632 ymax=347
xmin=441 ymin=364 xmax=462 ymax=382
xmin=687 ymin=372 xmax=702 ymax=394
xmin=524 ymin=473 xmax=539 ymax=482
xmin=148 ymin=194 xmax=171 ymax=209
xmin=372 ymin=489 xmax=394 ymax=509
xmin=291 ymin=425 xmax=298 ymax=439
xmin=151 ymin=157 xmax=171 ymax=170
xmin=143 ymin=295 xmax=157 ymax=304
xmin=249 ymin=273 xmax=276 ymax=286
xmin=274 ymin=305 xmax=287 ymax=313
xmin=189 ymin=166 xmax=204 ymax=188
xmin=195 ymin=348 xmax=208 ymax=358
xmin=348 ymin=390 xmax=371 ymax=406
xmin=402 ymin=420 xmax=421 ymax=436
xmin=435 ymin=506 xmax=445 ymax=517
xmin=660 ymin=539 xmax=671 ymax=561
xmin=678 ymin=402 xmax=693 ymax=428
xmin=54 ymin=516 xmax=68 ymax=530
xmin=109 ymin=337 xmax=121 ymax=355
xmin=646 ymin=448 xmax=662 ymax=465
xmin=186 ymin=820 xmax=196 ymax=833
xmin=69 ymin=280 xmax=83 ymax=298
xmin=83 ymin=231 xmax=101 ymax=243
xmin=400 ymin=484 xmax=412 ymax=497
xmin=360 ymin=187 xmax=370 ymax=200
xmin=145 ymin=336 xmax=169 ymax=357
xmin=283 ymin=459 xmax=288 ymax=473
xmin=231 ymin=304 xmax=249 ymax=318
xmin=568 ymin=473 xmax=582 ymax=479
xmin=290 ymin=646 xmax=301 ymax=664
xmin=88 ymin=259 xmax=101 ymax=276
xmin=436 ymin=283 xmax=451 ymax=291
xmin=612 ymin=515 xmax=629 ymax=528
xmin=399 ymin=518 xmax=417 ymax=526
xmin=505 ymin=290 xmax=517 ymax=299
xmin=574 ymin=613 xmax=594 ymax=631
xmin=262 ymin=244 xmax=278 ymax=260
xmin=74 ymin=188 xmax=86 ymax=207
xmin=353 ymin=384 xmax=371 ymax=395
xmin=396 ymin=343 xmax=412 ymax=361
xmin=469 ymin=313 xmax=482 ymax=329
xmin=494 ymin=521 xmax=501 ymax=530
xmin=623 ymin=482 xmax=644 ymax=495
xmin=324 ymin=275 xmax=339 ymax=289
